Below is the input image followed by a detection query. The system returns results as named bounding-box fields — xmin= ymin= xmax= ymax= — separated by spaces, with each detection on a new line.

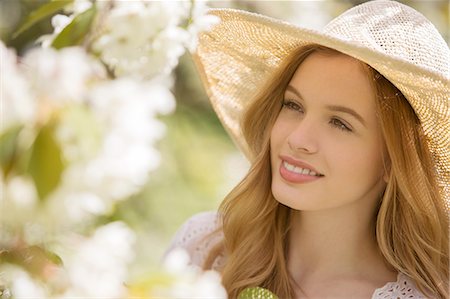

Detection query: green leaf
xmin=51 ymin=6 xmax=96 ymax=49
xmin=28 ymin=123 xmax=65 ymax=201
xmin=0 ymin=125 xmax=23 ymax=178
xmin=238 ymin=287 xmax=280 ymax=299
xmin=12 ymin=0 xmax=73 ymax=39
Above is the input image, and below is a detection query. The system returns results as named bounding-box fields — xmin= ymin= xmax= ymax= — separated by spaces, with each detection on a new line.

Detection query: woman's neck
xmin=287 ymin=201 xmax=397 ymax=293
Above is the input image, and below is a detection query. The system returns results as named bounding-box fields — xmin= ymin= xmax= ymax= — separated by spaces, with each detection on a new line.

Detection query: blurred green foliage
xmin=28 ymin=122 xmax=65 ymax=200
xmin=12 ymin=0 xmax=72 ymax=39
xmin=1 ymin=0 xmax=54 ymax=53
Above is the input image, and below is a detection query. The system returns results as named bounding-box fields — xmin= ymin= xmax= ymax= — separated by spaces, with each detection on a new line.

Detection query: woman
xmin=167 ymin=1 xmax=449 ymax=298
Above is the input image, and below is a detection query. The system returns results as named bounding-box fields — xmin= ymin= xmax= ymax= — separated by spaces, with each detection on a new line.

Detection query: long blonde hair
xmin=204 ymin=45 xmax=449 ymax=298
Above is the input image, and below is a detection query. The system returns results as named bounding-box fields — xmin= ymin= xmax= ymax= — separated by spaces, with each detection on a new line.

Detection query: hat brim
xmin=193 ymin=8 xmax=450 ymax=198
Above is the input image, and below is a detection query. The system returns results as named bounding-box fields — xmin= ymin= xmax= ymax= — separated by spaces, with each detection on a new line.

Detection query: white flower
xmin=46 ymin=77 xmax=175 ymax=225
xmin=150 ymin=26 xmax=190 ymax=76
xmin=60 ymin=222 xmax=135 ymax=297
xmin=0 ymin=174 xmax=39 ymax=236
xmin=92 ymin=0 xmax=191 ymax=78
xmin=194 ymin=271 xmax=228 ymax=298
xmin=63 ymin=192 xmax=107 ymax=220
xmin=52 ymin=14 xmax=73 ymax=34
xmin=3 ymin=175 xmax=38 ymax=209
xmin=65 ymin=0 xmax=93 ymax=15
xmin=22 ymin=47 xmax=104 ymax=107
xmin=0 ymin=1 xmax=222 ymax=297
xmin=0 ymin=41 xmax=35 ymax=132
xmin=185 ymin=1 xmax=220 ymax=52
xmin=0 ymin=265 xmax=48 ymax=299
xmin=82 ymin=78 xmax=175 ymax=195
xmin=38 ymin=14 xmax=73 ymax=48
xmin=42 ymin=185 xmax=108 ymax=227
xmin=154 ymin=248 xmax=228 ymax=298
xmin=163 ymin=247 xmax=192 ymax=275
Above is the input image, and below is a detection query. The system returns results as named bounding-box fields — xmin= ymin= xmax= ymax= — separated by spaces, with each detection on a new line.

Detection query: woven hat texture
xmin=193 ymin=0 xmax=450 ymax=204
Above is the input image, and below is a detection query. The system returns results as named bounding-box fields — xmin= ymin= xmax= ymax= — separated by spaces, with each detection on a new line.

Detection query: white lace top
xmin=167 ymin=211 xmax=429 ymax=299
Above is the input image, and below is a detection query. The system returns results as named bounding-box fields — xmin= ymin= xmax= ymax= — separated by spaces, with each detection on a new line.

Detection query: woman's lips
xmin=278 ymin=156 xmax=324 ymax=184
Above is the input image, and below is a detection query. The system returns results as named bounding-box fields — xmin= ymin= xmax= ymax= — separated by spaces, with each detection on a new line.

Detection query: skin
xmin=270 ymin=52 xmax=396 ymax=298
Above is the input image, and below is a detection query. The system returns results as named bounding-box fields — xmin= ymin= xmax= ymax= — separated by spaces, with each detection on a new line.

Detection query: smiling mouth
xmin=282 ymin=161 xmax=324 ymax=177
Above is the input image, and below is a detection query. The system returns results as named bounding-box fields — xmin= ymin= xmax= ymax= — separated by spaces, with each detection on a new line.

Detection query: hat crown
xmin=323 ymin=0 xmax=450 ymax=78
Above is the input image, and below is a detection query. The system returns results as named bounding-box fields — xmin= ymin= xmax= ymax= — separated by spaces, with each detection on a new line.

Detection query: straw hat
xmin=192 ymin=0 xmax=450 ymax=204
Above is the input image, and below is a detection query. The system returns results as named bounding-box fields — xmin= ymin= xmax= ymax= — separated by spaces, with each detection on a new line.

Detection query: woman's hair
xmin=204 ymin=44 xmax=449 ymax=298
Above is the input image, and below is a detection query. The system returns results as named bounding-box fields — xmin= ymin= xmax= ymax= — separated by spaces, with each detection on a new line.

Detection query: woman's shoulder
xmin=165 ymin=211 xmax=223 ymax=269
xmin=169 ymin=211 xmax=220 ymax=246
xmin=372 ymin=273 xmax=429 ymax=299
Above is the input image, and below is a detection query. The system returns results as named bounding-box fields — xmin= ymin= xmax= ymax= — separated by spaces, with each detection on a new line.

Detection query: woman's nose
xmin=287 ymin=118 xmax=319 ymax=154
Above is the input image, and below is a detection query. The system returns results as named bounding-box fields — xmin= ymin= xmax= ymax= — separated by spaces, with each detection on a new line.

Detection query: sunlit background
xmin=1 ymin=0 xmax=448 ymax=297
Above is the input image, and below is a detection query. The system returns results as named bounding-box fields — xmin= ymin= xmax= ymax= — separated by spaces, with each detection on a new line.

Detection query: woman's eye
xmin=330 ymin=118 xmax=352 ymax=132
xmin=282 ymin=100 xmax=303 ymax=113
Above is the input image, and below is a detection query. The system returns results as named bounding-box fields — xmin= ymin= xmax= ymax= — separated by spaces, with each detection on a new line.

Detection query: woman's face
xmin=270 ymin=52 xmax=388 ymax=211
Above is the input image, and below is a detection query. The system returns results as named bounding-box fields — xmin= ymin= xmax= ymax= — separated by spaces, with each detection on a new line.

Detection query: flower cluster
xmin=130 ymin=248 xmax=227 ymax=298
xmin=0 ymin=0 xmax=220 ymax=297
xmin=42 ymin=0 xmax=218 ymax=79
xmin=1 ymin=222 xmax=135 ymax=298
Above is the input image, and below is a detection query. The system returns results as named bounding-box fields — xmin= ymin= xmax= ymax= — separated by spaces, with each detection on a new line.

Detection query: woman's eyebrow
xmin=326 ymin=105 xmax=367 ymax=128
xmin=286 ymin=85 xmax=367 ymax=128
xmin=286 ymin=85 xmax=303 ymax=99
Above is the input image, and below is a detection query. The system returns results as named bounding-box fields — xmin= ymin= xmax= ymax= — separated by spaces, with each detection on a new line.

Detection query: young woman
xmin=167 ymin=1 xmax=449 ymax=298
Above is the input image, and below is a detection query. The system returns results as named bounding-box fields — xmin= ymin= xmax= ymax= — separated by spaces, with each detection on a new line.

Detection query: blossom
xmin=65 ymin=0 xmax=93 ymax=15
xmin=0 ymin=264 xmax=49 ymax=299
xmin=150 ymin=248 xmax=228 ymax=298
xmin=42 ymin=77 xmax=175 ymax=225
xmin=0 ymin=41 xmax=35 ymax=132
xmin=0 ymin=174 xmax=38 ymax=232
xmin=21 ymin=47 xmax=104 ymax=107
xmin=185 ymin=1 xmax=220 ymax=52
xmin=0 ymin=0 xmax=221 ymax=297
xmin=92 ymin=1 xmax=191 ymax=79
xmin=59 ymin=222 xmax=136 ymax=298
xmin=39 ymin=0 xmax=219 ymax=78
xmin=64 ymin=77 xmax=174 ymax=195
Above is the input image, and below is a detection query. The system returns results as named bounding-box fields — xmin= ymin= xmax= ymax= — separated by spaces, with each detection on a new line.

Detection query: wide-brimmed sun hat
xmin=192 ymin=0 xmax=450 ymax=204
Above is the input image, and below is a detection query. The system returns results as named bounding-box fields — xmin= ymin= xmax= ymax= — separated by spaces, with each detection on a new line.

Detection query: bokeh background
xmin=1 ymin=0 xmax=449 ymax=283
